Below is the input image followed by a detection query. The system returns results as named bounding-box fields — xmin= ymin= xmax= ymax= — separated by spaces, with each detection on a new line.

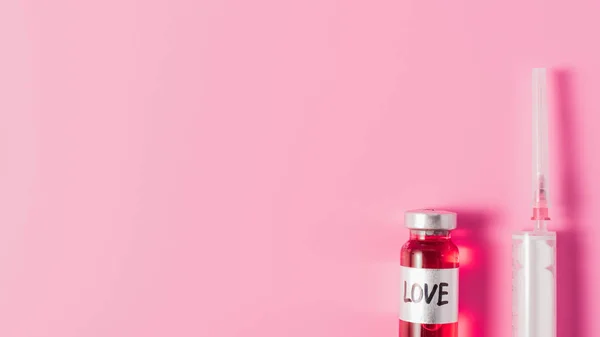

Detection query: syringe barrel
xmin=512 ymin=230 xmax=556 ymax=337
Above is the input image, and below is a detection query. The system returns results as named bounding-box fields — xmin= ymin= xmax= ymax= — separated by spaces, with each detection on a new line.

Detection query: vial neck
xmin=410 ymin=229 xmax=451 ymax=240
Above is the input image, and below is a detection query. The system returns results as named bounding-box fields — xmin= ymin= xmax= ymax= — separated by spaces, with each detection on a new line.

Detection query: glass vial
xmin=399 ymin=209 xmax=459 ymax=337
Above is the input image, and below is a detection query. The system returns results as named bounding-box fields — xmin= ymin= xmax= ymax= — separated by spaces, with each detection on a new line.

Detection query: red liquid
xmin=399 ymin=232 xmax=459 ymax=337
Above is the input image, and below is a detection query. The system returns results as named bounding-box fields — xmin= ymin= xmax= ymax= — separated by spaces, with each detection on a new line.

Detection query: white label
xmin=399 ymin=266 xmax=458 ymax=324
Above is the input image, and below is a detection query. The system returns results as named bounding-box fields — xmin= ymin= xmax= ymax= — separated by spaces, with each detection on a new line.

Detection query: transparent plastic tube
xmin=531 ymin=68 xmax=551 ymax=221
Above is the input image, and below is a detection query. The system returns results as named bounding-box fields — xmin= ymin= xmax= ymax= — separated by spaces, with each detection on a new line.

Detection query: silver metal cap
xmin=404 ymin=209 xmax=457 ymax=230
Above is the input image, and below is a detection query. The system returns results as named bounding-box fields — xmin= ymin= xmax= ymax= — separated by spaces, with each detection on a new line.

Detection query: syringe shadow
xmin=446 ymin=209 xmax=494 ymax=336
xmin=554 ymin=69 xmax=584 ymax=337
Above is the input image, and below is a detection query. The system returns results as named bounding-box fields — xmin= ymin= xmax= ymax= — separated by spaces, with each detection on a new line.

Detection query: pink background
xmin=1 ymin=0 xmax=598 ymax=336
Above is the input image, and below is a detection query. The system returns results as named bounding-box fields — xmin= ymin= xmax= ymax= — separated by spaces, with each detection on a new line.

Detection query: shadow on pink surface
xmin=554 ymin=69 xmax=584 ymax=337
xmin=451 ymin=210 xmax=494 ymax=337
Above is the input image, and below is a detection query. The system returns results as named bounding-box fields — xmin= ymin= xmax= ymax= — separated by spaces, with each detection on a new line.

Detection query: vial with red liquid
xmin=399 ymin=209 xmax=459 ymax=337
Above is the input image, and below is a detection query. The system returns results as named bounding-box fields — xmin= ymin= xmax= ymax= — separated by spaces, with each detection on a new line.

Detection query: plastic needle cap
xmin=532 ymin=68 xmax=550 ymax=220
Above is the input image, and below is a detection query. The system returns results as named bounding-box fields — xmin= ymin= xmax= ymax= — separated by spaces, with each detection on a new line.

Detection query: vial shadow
xmin=554 ymin=69 xmax=584 ymax=337
xmin=450 ymin=210 xmax=494 ymax=336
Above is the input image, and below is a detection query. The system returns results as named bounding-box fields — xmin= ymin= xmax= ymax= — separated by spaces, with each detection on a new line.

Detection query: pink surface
xmin=1 ymin=0 xmax=599 ymax=336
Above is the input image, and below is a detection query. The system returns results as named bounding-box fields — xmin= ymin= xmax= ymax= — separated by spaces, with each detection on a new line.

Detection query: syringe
xmin=512 ymin=68 xmax=557 ymax=337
